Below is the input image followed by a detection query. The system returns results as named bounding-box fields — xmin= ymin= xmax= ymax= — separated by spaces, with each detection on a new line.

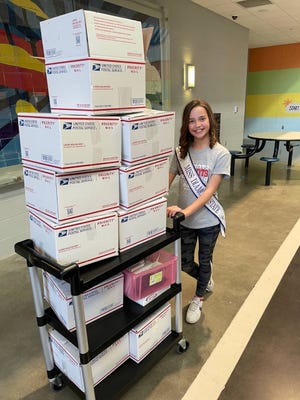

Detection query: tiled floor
xmin=1 ymin=157 xmax=300 ymax=400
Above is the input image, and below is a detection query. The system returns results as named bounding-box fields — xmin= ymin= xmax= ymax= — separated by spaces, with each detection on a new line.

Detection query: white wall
xmin=0 ymin=0 xmax=249 ymax=258
xmin=155 ymin=0 xmax=249 ymax=150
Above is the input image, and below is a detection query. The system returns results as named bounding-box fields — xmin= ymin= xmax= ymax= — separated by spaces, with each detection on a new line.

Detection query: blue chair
xmin=260 ymin=157 xmax=280 ymax=186
xmin=229 ymin=150 xmax=242 ymax=176
xmin=230 ymin=143 xmax=255 ymax=176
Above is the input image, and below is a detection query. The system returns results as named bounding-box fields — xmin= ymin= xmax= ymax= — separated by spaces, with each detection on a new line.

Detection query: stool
xmin=241 ymin=144 xmax=255 ymax=168
xmin=260 ymin=157 xmax=280 ymax=186
xmin=229 ymin=150 xmax=242 ymax=176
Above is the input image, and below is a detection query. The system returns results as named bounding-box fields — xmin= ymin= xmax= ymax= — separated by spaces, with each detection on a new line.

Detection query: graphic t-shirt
xmin=169 ymin=142 xmax=230 ymax=229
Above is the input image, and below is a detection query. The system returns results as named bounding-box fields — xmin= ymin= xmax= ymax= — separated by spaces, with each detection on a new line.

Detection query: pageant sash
xmin=175 ymin=147 xmax=226 ymax=237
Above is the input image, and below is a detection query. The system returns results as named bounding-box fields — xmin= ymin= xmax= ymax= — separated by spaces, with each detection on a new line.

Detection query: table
xmin=248 ymin=131 xmax=300 ymax=166
xmin=230 ymin=131 xmax=300 ymax=185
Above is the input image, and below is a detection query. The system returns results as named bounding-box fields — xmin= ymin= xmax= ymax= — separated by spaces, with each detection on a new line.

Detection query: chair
xmin=229 ymin=150 xmax=242 ymax=176
xmin=260 ymin=157 xmax=280 ymax=186
xmin=230 ymin=142 xmax=255 ymax=176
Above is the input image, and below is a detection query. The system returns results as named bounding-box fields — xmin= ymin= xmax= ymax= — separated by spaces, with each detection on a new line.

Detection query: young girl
xmin=167 ymin=99 xmax=230 ymax=324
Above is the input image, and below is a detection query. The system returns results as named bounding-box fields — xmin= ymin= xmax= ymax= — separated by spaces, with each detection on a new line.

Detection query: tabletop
xmin=248 ymin=132 xmax=300 ymax=141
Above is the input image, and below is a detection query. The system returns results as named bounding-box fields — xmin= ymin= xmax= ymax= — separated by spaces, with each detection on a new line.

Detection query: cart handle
xmin=171 ymin=212 xmax=185 ymax=233
xmin=14 ymin=239 xmax=78 ymax=280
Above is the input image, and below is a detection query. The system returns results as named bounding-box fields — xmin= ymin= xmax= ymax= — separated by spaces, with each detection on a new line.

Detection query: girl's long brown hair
xmin=179 ymin=99 xmax=218 ymax=158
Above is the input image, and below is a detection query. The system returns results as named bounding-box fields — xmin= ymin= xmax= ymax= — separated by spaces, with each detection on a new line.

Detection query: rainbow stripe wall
xmin=245 ymin=43 xmax=300 ymax=134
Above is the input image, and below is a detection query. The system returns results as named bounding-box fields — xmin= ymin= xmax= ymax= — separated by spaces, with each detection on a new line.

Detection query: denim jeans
xmin=180 ymin=224 xmax=220 ymax=297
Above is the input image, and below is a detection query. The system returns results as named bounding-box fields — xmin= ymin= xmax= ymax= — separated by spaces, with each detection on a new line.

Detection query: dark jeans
xmin=180 ymin=224 xmax=220 ymax=297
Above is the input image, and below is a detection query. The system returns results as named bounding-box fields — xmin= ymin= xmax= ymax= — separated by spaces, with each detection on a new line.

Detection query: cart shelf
xmin=15 ymin=226 xmax=181 ymax=292
xmin=45 ymin=284 xmax=181 ymax=358
xmin=62 ymin=331 xmax=182 ymax=400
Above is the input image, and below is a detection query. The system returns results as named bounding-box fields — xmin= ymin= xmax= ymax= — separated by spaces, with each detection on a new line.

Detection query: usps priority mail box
xmin=45 ymin=59 xmax=145 ymax=115
xmin=133 ymin=287 xmax=170 ymax=306
xmin=18 ymin=113 xmax=121 ymax=172
xmin=119 ymin=158 xmax=169 ymax=209
xmin=40 ymin=9 xmax=144 ymax=64
xmin=118 ymin=197 xmax=167 ymax=252
xmin=121 ymin=109 xmax=175 ymax=165
xmin=49 ymin=328 xmax=129 ymax=392
xmin=129 ymin=303 xmax=171 ymax=363
xmin=23 ymin=165 xmax=119 ymax=223
xmin=29 ymin=211 xmax=118 ymax=267
xmin=43 ymin=271 xmax=124 ymax=330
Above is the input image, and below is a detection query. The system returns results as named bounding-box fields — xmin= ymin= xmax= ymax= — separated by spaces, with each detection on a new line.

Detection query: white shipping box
xmin=29 ymin=211 xmax=118 ymax=267
xmin=40 ymin=9 xmax=144 ymax=64
xmin=46 ymin=59 xmax=145 ymax=115
xmin=132 ymin=287 xmax=169 ymax=306
xmin=43 ymin=271 xmax=124 ymax=331
xmin=119 ymin=158 xmax=169 ymax=209
xmin=23 ymin=165 xmax=119 ymax=222
xmin=18 ymin=113 xmax=121 ymax=172
xmin=121 ymin=109 xmax=175 ymax=165
xmin=129 ymin=303 xmax=171 ymax=363
xmin=118 ymin=197 xmax=167 ymax=252
xmin=49 ymin=328 xmax=129 ymax=392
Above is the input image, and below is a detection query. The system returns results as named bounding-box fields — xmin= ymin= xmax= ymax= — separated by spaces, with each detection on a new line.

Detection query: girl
xmin=167 ymin=99 xmax=230 ymax=323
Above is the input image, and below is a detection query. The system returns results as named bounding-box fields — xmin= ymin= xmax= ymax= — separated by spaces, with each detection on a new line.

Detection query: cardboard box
xmin=29 ymin=211 xmax=118 ymax=267
xmin=121 ymin=109 xmax=175 ymax=165
xmin=119 ymin=158 xmax=169 ymax=209
xmin=23 ymin=165 xmax=119 ymax=222
xmin=118 ymin=197 xmax=167 ymax=252
xmin=43 ymin=271 xmax=124 ymax=331
xmin=123 ymin=249 xmax=176 ymax=300
xmin=45 ymin=58 xmax=145 ymax=115
xmin=49 ymin=328 xmax=129 ymax=392
xmin=129 ymin=303 xmax=171 ymax=363
xmin=18 ymin=113 xmax=121 ymax=172
xmin=40 ymin=9 xmax=144 ymax=64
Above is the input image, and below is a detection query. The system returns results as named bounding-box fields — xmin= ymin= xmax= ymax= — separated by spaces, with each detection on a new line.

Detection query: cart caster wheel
xmin=176 ymin=338 xmax=189 ymax=353
xmin=50 ymin=374 xmax=64 ymax=391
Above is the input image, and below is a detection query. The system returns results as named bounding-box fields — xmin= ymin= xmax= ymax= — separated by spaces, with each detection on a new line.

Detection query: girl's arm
xmin=167 ymin=174 xmax=223 ymax=218
xmin=169 ymin=172 xmax=176 ymax=188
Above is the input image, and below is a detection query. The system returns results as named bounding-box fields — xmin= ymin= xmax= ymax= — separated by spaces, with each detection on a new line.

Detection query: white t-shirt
xmin=169 ymin=142 xmax=230 ymax=229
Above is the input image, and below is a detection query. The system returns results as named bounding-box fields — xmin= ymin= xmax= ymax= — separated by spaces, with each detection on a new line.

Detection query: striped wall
xmin=245 ymin=43 xmax=300 ymax=135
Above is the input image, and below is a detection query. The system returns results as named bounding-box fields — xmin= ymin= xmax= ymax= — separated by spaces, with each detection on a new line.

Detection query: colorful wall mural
xmin=245 ymin=43 xmax=300 ymax=135
xmin=0 ymin=0 xmax=165 ymax=168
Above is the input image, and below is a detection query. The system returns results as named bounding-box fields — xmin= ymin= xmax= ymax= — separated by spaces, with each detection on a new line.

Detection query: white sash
xmin=175 ymin=147 xmax=226 ymax=237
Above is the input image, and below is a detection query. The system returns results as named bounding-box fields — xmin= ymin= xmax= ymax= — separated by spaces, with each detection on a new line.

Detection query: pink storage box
xmin=123 ymin=249 xmax=177 ymax=301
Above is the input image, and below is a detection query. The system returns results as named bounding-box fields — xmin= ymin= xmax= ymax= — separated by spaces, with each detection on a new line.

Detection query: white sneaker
xmin=186 ymin=297 xmax=203 ymax=324
xmin=206 ymin=277 xmax=214 ymax=292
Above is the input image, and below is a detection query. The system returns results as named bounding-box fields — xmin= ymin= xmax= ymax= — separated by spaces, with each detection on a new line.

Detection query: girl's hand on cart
xmin=167 ymin=205 xmax=184 ymax=218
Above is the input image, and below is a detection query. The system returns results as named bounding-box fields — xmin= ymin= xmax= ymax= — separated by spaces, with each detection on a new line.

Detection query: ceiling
xmin=190 ymin=0 xmax=300 ymax=48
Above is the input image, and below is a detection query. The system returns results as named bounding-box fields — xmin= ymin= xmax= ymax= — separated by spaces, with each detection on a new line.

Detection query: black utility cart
xmin=15 ymin=212 xmax=189 ymax=400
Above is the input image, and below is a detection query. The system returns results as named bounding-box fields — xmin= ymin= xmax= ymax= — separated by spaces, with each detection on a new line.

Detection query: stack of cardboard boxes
xmin=18 ymin=9 xmax=176 ymax=391
xmin=41 ymin=9 xmax=146 ymax=115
